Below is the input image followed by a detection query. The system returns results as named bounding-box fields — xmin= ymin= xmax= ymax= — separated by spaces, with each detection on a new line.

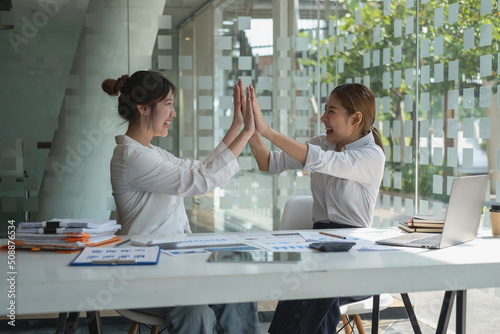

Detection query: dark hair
xmin=101 ymin=71 xmax=176 ymax=123
xmin=331 ymin=83 xmax=384 ymax=153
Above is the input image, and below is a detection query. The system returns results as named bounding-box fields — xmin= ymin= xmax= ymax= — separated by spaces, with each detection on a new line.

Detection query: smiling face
xmin=320 ymin=93 xmax=362 ymax=149
xmin=148 ymin=91 xmax=176 ymax=138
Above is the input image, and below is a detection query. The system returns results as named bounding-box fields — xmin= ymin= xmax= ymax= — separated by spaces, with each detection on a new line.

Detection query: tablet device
xmin=207 ymin=250 xmax=301 ymax=263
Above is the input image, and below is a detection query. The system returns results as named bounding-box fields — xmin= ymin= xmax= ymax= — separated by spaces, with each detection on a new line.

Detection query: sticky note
xmin=278 ymin=57 xmax=291 ymax=71
xmin=295 ymin=97 xmax=309 ymax=111
xmin=464 ymin=28 xmax=475 ymax=50
xmin=158 ymin=35 xmax=172 ymax=49
xmin=257 ymin=76 xmax=272 ymax=91
xmin=420 ymin=119 xmax=429 ymax=137
xmin=405 ymin=198 xmax=414 ymax=217
xmin=406 ymin=16 xmax=414 ymax=35
xmin=388 ymin=196 xmax=399 ymax=214
xmin=277 ymin=77 xmax=291 ymax=90
xmin=198 ymin=96 xmax=213 ymax=110
xmin=480 ymin=24 xmax=492 ymax=47
xmin=434 ymin=63 xmax=444 ymax=83
xmin=383 ymin=47 xmax=390 ymax=64
xmin=420 ymin=92 xmax=429 ymax=111
xmin=480 ymin=86 xmax=492 ymax=108
xmin=463 ymin=88 xmax=475 ymax=109
xmin=383 ymin=96 xmax=390 ymax=113
xmin=383 ymin=194 xmax=391 ymax=211
xmin=374 ymin=25 xmax=381 ymax=43
xmin=277 ymin=37 xmax=290 ymax=51
xmin=296 ymin=37 xmax=309 ymax=51
xmin=463 ymin=148 xmax=474 ymax=169
xmin=216 ymin=56 xmax=232 ymax=70
xmin=198 ymin=76 xmax=212 ymax=90
xmin=394 ymin=19 xmax=402 ymax=38
xmin=433 ymin=119 xmax=444 ymax=137
xmin=218 ymin=36 xmax=232 ymax=50
xmin=363 ymin=76 xmax=370 ymax=88
xmin=405 ymin=93 xmax=414 ymax=112
xmin=394 ymin=44 xmax=402 ymax=63
xmin=238 ymin=16 xmax=251 ymax=30
xmin=338 ymin=36 xmax=344 ymax=52
xmin=373 ymin=49 xmax=380 ymax=66
xmin=347 ymin=34 xmax=354 ymax=50
xmin=383 ymin=72 xmax=390 ymax=89
xmin=158 ymin=56 xmax=172 ymax=70
xmin=404 ymin=146 xmax=413 ymax=163
xmin=463 ymin=118 xmax=474 ymax=138
xmin=447 ymin=147 xmax=458 ymax=167
xmin=434 ymin=35 xmax=443 ymax=56
xmin=433 ymin=147 xmax=443 ymax=166
xmin=383 ymin=170 xmax=391 ymax=188
xmin=393 ymin=120 xmax=401 ymax=137
xmin=447 ymin=89 xmax=459 ymax=110
xmin=448 ymin=60 xmax=459 ymax=81
xmin=420 ymin=200 xmax=429 ymax=215
xmin=394 ymin=70 xmax=402 ymax=88
xmin=421 ymin=39 xmax=430 ymax=58
xmin=339 ymin=58 xmax=344 ymax=73
xmin=420 ymin=147 xmax=429 ymax=166
xmin=406 ymin=0 xmax=414 ymax=8
xmin=404 ymin=120 xmax=413 ymax=138
xmin=479 ymin=117 xmax=491 ymax=138
xmin=394 ymin=172 xmax=402 ymax=189
xmin=179 ymin=56 xmax=193 ymax=70
xmin=257 ymin=96 xmax=271 ymax=110
xmin=198 ymin=116 xmax=213 ymax=130
xmin=435 ymin=7 xmax=444 ymax=27
xmin=277 ymin=96 xmax=291 ymax=109
xmin=481 ymin=0 xmax=492 ymax=15
xmin=393 ymin=145 xmax=401 ymax=162
xmin=238 ymin=56 xmax=252 ymax=70
xmin=421 ymin=65 xmax=430 ymax=84
xmin=158 ymin=15 xmax=171 ymax=29
xmin=433 ymin=174 xmax=443 ymax=194
xmin=219 ymin=116 xmax=231 ymax=130
xmin=480 ymin=54 xmax=492 ymax=77
xmin=405 ymin=68 xmax=413 ymax=86
xmin=364 ymin=52 xmax=370 ymax=69
xmin=447 ymin=119 xmax=458 ymax=138
xmin=449 ymin=2 xmax=459 ymax=24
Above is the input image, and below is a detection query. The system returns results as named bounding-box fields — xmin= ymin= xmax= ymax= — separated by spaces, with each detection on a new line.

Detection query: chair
xmin=115 ymin=309 xmax=171 ymax=334
xmin=280 ymin=196 xmax=393 ymax=334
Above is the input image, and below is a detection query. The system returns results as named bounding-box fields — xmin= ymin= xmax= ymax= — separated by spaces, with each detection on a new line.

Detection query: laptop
xmin=376 ymin=175 xmax=489 ymax=249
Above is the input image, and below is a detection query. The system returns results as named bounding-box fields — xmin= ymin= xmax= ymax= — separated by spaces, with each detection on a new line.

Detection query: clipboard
xmin=70 ymin=246 xmax=161 ymax=266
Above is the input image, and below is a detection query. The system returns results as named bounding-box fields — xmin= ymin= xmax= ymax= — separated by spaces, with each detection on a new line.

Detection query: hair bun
xmin=117 ymin=75 xmax=129 ymax=89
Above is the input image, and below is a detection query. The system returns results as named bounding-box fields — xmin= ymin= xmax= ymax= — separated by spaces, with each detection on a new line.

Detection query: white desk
xmin=3 ymin=229 xmax=500 ymax=332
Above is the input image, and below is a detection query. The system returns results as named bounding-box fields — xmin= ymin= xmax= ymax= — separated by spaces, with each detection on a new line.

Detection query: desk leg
xmin=456 ymin=290 xmax=466 ymax=334
xmin=401 ymin=293 xmax=422 ymax=334
xmin=65 ymin=312 xmax=80 ymax=334
xmin=86 ymin=311 xmax=103 ymax=334
xmin=436 ymin=290 xmax=456 ymax=334
xmin=55 ymin=313 xmax=67 ymax=334
xmin=371 ymin=294 xmax=380 ymax=334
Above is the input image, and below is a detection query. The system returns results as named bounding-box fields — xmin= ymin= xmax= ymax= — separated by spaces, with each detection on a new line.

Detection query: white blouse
xmin=268 ymin=132 xmax=386 ymax=228
xmin=110 ymin=135 xmax=239 ymax=235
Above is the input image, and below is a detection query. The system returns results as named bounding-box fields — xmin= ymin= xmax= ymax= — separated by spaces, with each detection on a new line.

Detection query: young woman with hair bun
xmin=102 ymin=71 xmax=260 ymax=334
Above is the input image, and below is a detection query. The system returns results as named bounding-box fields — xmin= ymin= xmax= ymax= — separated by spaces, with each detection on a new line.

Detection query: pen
xmin=319 ymin=231 xmax=346 ymax=239
xmin=115 ymin=239 xmax=131 ymax=247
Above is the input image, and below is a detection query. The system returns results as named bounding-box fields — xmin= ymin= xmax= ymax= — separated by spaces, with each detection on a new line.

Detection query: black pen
xmin=115 ymin=239 xmax=131 ymax=247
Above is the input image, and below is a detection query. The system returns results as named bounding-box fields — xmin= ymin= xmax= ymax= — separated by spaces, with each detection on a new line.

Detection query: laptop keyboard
xmin=405 ymin=234 xmax=442 ymax=247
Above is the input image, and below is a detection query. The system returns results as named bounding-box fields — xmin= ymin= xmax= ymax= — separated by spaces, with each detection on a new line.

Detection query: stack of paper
xmin=14 ymin=218 xmax=122 ymax=251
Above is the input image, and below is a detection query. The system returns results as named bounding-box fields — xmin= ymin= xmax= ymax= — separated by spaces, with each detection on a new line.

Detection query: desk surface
xmin=3 ymin=228 xmax=500 ymax=315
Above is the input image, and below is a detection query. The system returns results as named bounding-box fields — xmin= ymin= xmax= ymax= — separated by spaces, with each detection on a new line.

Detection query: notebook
xmin=376 ymin=175 xmax=489 ymax=249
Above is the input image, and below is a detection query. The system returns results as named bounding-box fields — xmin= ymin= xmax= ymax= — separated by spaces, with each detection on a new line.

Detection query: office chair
xmin=280 ymin=196 xmax=393 ymax=334
xmin=115 ymin=309 xmax=171 ymax=334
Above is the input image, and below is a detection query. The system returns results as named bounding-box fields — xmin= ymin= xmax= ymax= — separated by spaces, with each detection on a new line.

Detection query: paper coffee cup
xmin=490 ymin=205 xmax=500 ymax=236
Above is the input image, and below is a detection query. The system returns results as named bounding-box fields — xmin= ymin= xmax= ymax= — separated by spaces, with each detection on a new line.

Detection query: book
xmin=406 ymin=215 xmax=445 ymax=228
xmin=399 ymin=222 xmax=443 ymax=233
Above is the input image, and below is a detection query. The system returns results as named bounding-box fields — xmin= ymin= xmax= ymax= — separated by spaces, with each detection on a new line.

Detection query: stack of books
xmin=399 ymin=214 xmax=445 ymax=233
xmin=14 ymin=218 xmax=122 ymax=252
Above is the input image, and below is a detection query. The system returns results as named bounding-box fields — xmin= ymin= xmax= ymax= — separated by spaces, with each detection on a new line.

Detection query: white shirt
xmin=110 ymin=135 xmax=239 ymax=235
xmin=269 ymin=132 xmax=385 ymax=227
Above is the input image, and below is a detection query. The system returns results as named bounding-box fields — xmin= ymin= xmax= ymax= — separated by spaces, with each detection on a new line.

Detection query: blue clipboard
xmin=70 ymin=246 xmax=161 ymax=266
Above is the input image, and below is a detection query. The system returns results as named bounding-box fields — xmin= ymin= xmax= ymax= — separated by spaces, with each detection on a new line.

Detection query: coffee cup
xmin=490 ymin=205 xmax=500 ymax=236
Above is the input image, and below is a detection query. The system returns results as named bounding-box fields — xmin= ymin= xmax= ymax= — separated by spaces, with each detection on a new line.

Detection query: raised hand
xmin=249 ymin=85 xmax=269 ymax=137
xmin=242 ymin=87 xmax=255 ymax=135
xmin=232 ymin=79 xmax=244 ymax=126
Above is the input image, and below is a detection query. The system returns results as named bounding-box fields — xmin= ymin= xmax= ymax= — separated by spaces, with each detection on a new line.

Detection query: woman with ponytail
xmin=245 ymin=82 xmax=386 ymax=334
xmin=102 ymin=71 xmax=259 ymax=334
